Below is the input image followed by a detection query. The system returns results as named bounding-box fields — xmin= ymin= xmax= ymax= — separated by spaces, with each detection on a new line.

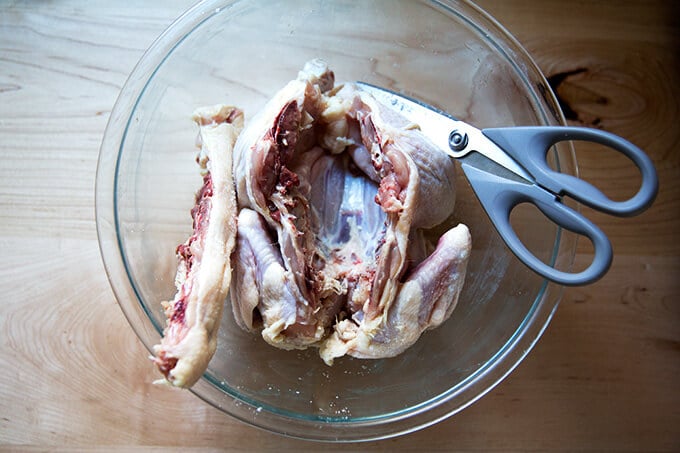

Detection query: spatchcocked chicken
xmin=154 ymin=60 xmax=471 ymax=387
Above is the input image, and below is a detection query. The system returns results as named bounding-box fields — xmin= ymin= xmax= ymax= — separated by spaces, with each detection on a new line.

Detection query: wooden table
xmin=1 ymin=1 xmax=678 ymax=450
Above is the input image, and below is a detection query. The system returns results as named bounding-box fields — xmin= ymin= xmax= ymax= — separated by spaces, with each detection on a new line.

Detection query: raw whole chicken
xmin=153 ymin=105 xmax=243 ymax=387
xmin=232 ymin=60 xmax=471 ymax=365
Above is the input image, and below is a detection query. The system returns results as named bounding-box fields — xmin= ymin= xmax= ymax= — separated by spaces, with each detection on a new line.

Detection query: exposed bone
xmin=231 ymin=60 xmax=471 ymax=363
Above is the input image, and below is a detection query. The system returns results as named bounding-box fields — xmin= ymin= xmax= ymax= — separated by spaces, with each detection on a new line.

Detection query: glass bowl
xmin=96 ymin=0 xmax=576 ymax=442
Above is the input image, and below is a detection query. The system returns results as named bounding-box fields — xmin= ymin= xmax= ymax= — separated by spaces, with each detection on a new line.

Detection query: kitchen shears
xmin=357 ymin=82 xmax=658 ymax=286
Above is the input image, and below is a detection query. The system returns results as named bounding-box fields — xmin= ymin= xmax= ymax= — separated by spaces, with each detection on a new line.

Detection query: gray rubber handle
xmin=461 ymin=163 xmax=613 ymax=286
xmin=482 ymin=126 xmax=658 ymax=216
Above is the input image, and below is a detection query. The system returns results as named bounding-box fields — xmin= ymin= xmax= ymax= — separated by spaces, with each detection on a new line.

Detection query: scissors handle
xmin=462 ymin=163 xmax=613 ymax=286
xmin=481 ymin=126 xmax=658 ymax=216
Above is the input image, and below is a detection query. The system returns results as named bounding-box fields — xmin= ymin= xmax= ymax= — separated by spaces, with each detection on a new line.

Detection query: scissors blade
xmin=356 ymin=82 xmax=533 ymax=182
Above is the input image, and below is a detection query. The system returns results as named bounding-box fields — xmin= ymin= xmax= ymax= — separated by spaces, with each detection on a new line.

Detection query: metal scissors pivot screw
xmin=449 ymin=130 xmax=468 ymax=152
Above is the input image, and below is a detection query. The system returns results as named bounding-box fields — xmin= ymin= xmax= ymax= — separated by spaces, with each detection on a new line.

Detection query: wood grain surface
xmin=1 ymin=0 xmax=678 ymax=450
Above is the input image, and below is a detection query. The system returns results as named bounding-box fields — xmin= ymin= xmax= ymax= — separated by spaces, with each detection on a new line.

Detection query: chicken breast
xmin=232 ymin=60 xmax=471 ymax=364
